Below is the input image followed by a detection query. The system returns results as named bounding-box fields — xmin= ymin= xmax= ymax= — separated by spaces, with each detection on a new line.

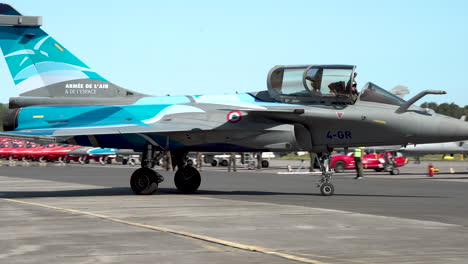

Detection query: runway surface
xmin=1 ymin=160 xmax=468 ymax=263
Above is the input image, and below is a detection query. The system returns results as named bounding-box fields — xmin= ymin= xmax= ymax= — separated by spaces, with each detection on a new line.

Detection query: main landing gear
xmin=315 ymin=153 xmax=335 ymax=196
xmin=129 ymin=146 xmax=201 ymax=195
xmin=130 ymin=167 xmax=163 ymax=194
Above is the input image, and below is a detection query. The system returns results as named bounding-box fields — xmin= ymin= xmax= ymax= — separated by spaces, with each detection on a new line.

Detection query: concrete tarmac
xmin=1 ymin=160 xmax=468 ymax=263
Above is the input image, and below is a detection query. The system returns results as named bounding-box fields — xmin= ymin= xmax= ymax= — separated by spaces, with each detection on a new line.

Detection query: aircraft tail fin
xmin=0 ymin=4 xmax=145 ymax=99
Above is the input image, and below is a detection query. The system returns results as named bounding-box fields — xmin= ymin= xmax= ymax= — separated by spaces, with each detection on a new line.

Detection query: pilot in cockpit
xmin=351 ymin=81 xmax=359 ymax=101
xmin=349 ymin=72 xmax=359 ymax=101
xmin=328 ymin=81 xmax=346 ymax=95
xmin=306 ymin=69 xmax=322 ymax=93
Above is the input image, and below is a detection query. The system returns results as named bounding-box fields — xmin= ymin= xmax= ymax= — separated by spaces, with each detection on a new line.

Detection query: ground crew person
xmin=354 ymin=147 xmax=364 ymax=179
xmin=228 ymin=153 xmax=237 ymax=172
xmin=196 ymin=152 xmax=203 ymax=171
xmin=309 ymin=152 xmax=314 ymax=172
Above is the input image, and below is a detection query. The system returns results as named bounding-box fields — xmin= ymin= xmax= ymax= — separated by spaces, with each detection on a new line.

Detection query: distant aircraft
xmin=66 ymin=147 xmax=119 ymax=164
xmin=365 ymin=116 xmax=468 ymax=162
xmin=0 ymin=4 xmax=467 ymax=196
xmin=0 ymin=137 xmax=118 ymax=164
xmin=400 ymin=141 xmax=468 ymax=162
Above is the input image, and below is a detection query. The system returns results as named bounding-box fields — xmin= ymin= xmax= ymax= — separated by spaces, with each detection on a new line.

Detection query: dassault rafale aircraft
xmin=0 ymin=4 xmax=467 ymax=196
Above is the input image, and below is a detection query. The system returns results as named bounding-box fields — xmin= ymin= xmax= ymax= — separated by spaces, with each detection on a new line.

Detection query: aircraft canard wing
xmin=54 ymin=121 xmax=217 ymax=137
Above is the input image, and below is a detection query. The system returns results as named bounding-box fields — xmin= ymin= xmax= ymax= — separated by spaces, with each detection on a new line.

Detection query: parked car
xmin=330 ymin=152 xmax=407 ymax=175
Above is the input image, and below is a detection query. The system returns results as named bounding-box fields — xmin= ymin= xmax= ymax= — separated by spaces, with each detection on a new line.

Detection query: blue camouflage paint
xmin=0 ymin=24 xmax=108 ymax=94
xmin=87 ymin=148 xmax=119 ymax=156
xmin=14 ymin=92 xmax=308 ymax=132
xmin=16 ymin=104 xmax=169 ymax=130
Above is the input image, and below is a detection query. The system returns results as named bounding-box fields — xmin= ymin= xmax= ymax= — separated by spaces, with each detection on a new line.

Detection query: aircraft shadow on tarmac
xmin=420 ymin=176 xmax=468 ymax=180
xmin=0 ymin=187 xmax=448 ymax=199
xmin=192 ymin=189 xmax=448 ymax=199
xmin=0 ymin=187 xmax=132 ymax=198
xmin=366 ymin=172 xmax=468 ymax=178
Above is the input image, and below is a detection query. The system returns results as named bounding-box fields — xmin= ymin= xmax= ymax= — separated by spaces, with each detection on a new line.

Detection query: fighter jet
xmin=66 ymin=147 xmax=119 ymax=165
xmin=401 ymin=141 xmax=468 ymax=160
xmin=0 ymin=4 xmax=467 ymax=196
xmin=364 ymin=117 xmax=468 ymax=162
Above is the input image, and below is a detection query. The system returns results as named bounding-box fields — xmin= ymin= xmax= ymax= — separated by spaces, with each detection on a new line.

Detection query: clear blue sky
xmin=0 ymin=0 xmax=467 ymax=105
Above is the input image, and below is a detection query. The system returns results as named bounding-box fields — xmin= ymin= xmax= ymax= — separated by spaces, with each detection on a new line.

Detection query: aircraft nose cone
xmin=438 ymin=117 xmax=468 ymax=142
xmin=410 ymin=114 xmax=468 ymax=144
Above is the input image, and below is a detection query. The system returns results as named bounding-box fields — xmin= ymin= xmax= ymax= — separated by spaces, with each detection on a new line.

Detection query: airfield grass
xmin=407 ymin=154 xmax=466 ymax=161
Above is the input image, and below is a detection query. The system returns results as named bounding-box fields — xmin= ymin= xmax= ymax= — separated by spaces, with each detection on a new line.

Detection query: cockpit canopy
xmin=359 ymin=82 xmax=407 ymax=106
xmin=267 ymin=65 xmax=356 ymax=104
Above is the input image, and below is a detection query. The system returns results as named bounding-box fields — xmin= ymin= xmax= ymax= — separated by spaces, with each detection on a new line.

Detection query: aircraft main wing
xmin=0 ymin=132 xmax=58 ymax=143
xmin=1 ymin=116 xmax=220 ymax=140
xmin=0 ymin=102 xmax=310 ymax=147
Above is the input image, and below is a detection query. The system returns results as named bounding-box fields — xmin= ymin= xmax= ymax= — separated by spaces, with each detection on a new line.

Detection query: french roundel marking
xmin=226 ymin=110 xmax=242 ymax=123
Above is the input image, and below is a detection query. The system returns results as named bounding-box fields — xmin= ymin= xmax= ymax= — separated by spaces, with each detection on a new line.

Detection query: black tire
xmin=130 ymin=168 xmax=158 ymax=195
xmin=211 ymin=160 xmax=218 ymax=166
xmin=106 ymin=159 xmax=112 ymax=164
xmin=334 ymin=161 xmax=346 ymax=173
xmin=220 ymin=160 xmax=228 ymax=166
xmin=320 ymin=183 xmax=335 ymax=196
xmin=374 ymin=168 xmax=383 ymax=172
xmin=122 ymin=159 xmax=128 ymax=165
xmin=261 ymin=160 xmax=269 ymax=168
xmin=84 ymin=159 xmax=90 ymax=164
xmin=174 ymin=166 xmax=201 ymax=194
xmin=390 ymin=168 xmax=400 ymax=175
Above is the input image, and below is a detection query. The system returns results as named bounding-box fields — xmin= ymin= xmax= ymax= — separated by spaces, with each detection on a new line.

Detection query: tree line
xmin=420 ymin=102 xmax=468 ymax=119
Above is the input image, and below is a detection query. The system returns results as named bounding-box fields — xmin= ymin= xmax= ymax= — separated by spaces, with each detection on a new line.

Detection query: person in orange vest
xmin=354 ymin=147 xmax=365 ymax=179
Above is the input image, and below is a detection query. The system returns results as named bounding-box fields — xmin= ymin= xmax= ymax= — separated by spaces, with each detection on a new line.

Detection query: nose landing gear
xmin=315 ymin=153 xmax=335 ymax=196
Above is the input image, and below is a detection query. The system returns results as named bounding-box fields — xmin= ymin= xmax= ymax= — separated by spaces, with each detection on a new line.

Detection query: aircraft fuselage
xmin=6 ymin=93 xmax=468 ymax=153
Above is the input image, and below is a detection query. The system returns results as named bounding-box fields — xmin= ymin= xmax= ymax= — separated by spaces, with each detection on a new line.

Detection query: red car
xmin=330 ymin=152 xmax=407 ymax=175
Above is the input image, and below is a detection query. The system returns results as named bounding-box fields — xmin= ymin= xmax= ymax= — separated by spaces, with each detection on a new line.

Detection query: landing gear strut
xmin=315 ymin=153 xmax=335 ymax=196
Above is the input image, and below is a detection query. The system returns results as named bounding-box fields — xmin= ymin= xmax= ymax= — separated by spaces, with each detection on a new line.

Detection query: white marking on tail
xmin=33 ymin=36 xmax=50 ymax=50
xmin=19 ymin=57 xmax=29 ymax=66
